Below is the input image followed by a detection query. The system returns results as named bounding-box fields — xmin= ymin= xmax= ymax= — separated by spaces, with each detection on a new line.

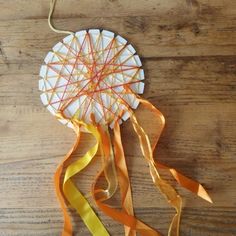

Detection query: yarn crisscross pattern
xmin=39 ymin=29 xmax=145 ymax=128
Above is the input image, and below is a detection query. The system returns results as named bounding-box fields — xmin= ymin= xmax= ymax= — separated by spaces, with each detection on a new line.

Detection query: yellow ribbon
xmin=54 ymin=114 xmax=110 ymax=236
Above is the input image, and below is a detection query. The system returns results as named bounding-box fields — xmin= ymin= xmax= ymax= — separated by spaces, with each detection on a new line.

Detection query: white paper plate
xmin=39 ymin=29 xmax=145 ymax=128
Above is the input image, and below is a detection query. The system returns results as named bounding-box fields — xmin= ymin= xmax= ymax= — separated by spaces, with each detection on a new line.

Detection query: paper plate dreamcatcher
xmin=38 ymin=1 xmax=212 ymax=235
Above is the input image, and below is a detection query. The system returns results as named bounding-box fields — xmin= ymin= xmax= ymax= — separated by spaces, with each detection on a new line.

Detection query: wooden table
xmin=0 ymin=1 xmax=235 ymax=235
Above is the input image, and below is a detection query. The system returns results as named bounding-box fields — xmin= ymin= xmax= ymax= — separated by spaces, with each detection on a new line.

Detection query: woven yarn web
xmin=39 ymin=29 xmax=145 ymax=128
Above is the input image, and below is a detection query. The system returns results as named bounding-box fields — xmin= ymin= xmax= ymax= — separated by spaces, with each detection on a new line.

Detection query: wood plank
xmin=0 ymin=0 xmax=236 ymax=235
xmin=0 ymin=56 xmax=236 ymax=209
xmin=0 ymin=0 xmax=235 ymax=20
xmin=0 ymin=57 xmax=235 ymax=106
xmin=0 ymin=207 xmax=235 ymax=236
xmin=0 ymin=102 xmax=236 ymax=208
xmin=0 ymin=10 xmax=236 ymax=61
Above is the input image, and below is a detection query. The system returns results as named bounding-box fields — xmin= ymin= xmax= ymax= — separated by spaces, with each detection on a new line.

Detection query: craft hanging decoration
xmin=39 ymin=1 xmax=212 ymax=235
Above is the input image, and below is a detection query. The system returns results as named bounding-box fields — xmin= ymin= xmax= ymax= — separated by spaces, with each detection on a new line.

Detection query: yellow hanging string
xmin=48 ymin=0 xmax=74 ymax=35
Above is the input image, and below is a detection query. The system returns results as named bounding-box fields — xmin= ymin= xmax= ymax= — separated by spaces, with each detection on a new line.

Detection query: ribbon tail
xmin=137 ymin=97 xmax=212 ymax=204
xmin=62 ymin=122 xmax=110 ymax=236
xmin=54 ymin=127 xmax=81 ymax=236
xmin=155 ymin=162 xmax=212 ymax=203
xmin=96 ymin=124 xmax=118 ymax=201
xmin=113 ymin=121 xmax=136 ymax=236
xmin=129 ymin=110 xmax=182 ymax=236
xmin=54 ymin=167 xmax=73 ymax=236
xmin=92 ymin=196 xmax=162 ymax=236
xmin=92 ymin=125 xmax=162 ymax=236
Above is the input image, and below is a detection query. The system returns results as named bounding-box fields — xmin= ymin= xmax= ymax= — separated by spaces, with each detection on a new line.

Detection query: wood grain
xmin=0 ymin=0 xmax=236 ymax=235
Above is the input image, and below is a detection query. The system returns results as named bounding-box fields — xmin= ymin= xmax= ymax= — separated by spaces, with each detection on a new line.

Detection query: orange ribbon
xmin=53 ymin=100 xmax=212 ymax=236
xmin=139 ymin=98 xmax=212 ymax=203
xmin=92 ymin=121 xmax=162 ymax=236
xmin=113 ymin=122 xmax=136 ymax=236
xmin=90 ymin=98 xmax=212 ymax=236
xmin=54 ymin=124 xmax=80 ymax=236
